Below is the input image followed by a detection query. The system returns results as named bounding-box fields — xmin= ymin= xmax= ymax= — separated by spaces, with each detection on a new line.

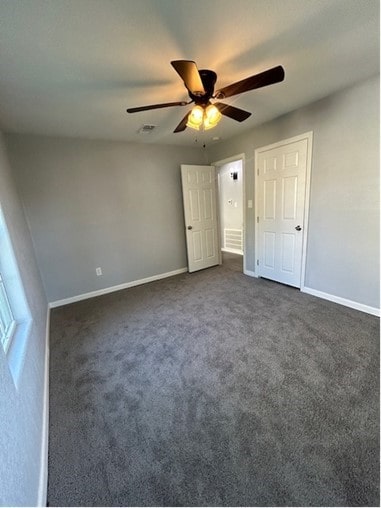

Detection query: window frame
xmin=0 ymin=271 xmax=17 ymax=353
xmin=0 ymin=205 xmax=32 ymax=386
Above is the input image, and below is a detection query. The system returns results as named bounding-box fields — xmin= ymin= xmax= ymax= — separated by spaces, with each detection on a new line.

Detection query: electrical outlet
xmin=96 ymin=267 xmax=102 ymax=276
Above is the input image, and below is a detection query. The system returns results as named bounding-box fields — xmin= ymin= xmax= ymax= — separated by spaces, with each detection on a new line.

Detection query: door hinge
xmin=257 ymin=259 xmax=259 ymax=266
xmin=257 ymin=168 xmax=259 ymax=176
xmin=257 ymin=216 xmax=259 ymax=223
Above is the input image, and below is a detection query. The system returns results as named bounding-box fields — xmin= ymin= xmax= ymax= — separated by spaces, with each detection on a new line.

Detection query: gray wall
xmin=208 ymin=76 xmax=380 ymax=309
xmin=5 ymin=136 xmax=206 ymax=302
xmin=0 ymin=133 xmax=48 ymax=505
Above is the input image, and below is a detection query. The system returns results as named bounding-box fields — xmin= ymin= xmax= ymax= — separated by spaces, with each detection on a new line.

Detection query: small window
xmin=0 ymin=206 xmax=32 ymax=386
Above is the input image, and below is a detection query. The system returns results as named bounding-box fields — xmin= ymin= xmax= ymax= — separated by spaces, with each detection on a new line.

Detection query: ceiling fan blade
xmin=214 ymin=102 xmax=251 ymax=122
xmin=173 ymin=111 xmax=190 ymax=133
xmin=215 ymin=65 xmax=285 ymax=99
xmin=171 ymin=60 xmax=205 ymax=96
xmin=127 ymin=101 xmax=188 ymax=113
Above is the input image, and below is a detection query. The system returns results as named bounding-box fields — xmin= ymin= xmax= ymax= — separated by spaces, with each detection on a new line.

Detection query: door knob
xmin=295 ymin=225 xmax=302 ymax=231
xmin=187 ymin=226 xmax=193 ymax=230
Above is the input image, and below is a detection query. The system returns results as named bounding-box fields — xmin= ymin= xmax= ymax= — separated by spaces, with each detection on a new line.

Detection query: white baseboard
xmin=37 ymin=307 xmax=50 ymax=507
xmin=49 ymin=267 xmax=188 ymax=308
xmin=301 ymin=286 xmax=380 ymax=317
xmin=244 ymin=269 xmax=257 ymax=278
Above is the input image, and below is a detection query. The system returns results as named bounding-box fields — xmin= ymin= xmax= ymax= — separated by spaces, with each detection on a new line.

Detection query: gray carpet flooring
xmin=48 ymin=253 xmax=379 ymax=506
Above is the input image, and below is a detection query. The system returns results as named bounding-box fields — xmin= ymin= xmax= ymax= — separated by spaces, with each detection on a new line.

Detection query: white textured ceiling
xmin=0 ymin=0 xmax=379 ymax=147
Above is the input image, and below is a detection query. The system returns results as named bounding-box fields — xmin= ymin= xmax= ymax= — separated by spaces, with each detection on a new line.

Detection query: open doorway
xmin=214 ymin=155 xmax=245 ymax=273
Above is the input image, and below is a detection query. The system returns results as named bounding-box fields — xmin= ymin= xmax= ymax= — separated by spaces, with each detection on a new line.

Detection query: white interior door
xmin=257 ymin=137 xmax=309 ymax=287
xmin=181 ymin=164 xmax=219 ymax=273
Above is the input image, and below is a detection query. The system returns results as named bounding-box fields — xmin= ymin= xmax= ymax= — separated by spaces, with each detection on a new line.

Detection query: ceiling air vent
xmin=138 ymin=124 xmax=157 ymax=134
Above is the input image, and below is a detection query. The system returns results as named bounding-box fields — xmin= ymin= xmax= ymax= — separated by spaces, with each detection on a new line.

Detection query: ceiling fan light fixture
xmin=186 ymin=104 xmax=222 ymax=131
xmin=204 ymin=104 xmax=222 ymax=130
xmin=186 ymin=105 xmax=204 ymax=130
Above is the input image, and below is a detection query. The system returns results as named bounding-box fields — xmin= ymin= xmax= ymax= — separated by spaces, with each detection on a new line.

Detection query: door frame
xmin=254 ymin=131 xmax=313 ymax=289
xmin=212 ymin=153 xmax=246 ymax=273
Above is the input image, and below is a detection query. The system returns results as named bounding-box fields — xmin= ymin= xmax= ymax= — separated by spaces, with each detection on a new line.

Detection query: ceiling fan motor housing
xmin=189 ymin=69 xmax=217 ymax=104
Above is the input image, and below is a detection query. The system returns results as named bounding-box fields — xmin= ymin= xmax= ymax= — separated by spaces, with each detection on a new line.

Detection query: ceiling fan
xmin=126 ymin=60 xmax=285 ymax=133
